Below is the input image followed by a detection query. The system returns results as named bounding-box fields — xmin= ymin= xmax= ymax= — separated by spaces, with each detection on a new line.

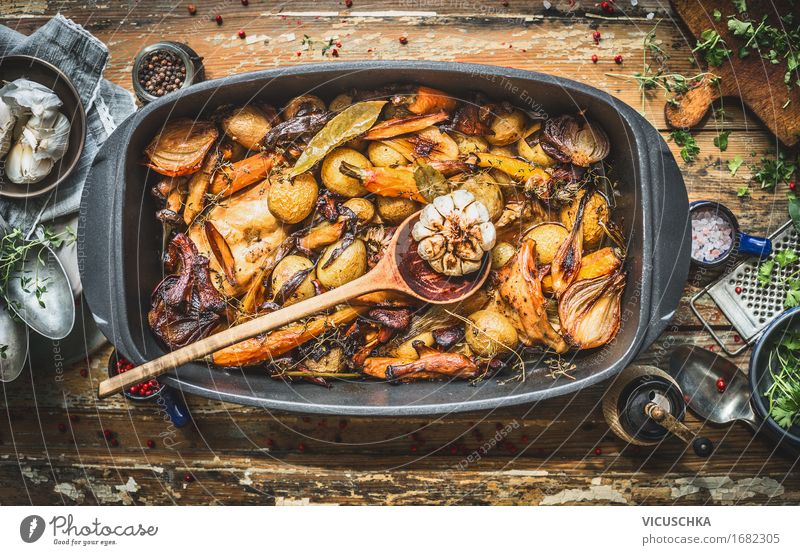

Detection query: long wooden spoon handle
xmin=97 ymin=271 xmax=386 ymax=398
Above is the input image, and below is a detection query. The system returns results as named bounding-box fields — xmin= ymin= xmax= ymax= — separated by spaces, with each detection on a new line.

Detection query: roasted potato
xmin=317 ymin=238 xmax=368 ymax=289
xmin=271 ymin=255 xmax=316 ymax=306
xmin=222 ymin=105 xmax=272 ymax=150
xmin=487 ymin=110 xmax=528 ymax=146
xmin=452 ymin=131 xmax=489 ymax=155
xmin=376 ymin=196 xmax=420 ymax=225
xmin=491 ymin=241 xmax=516 ymax=269
xmin=267 ymin=172 xmax=318 ymax=224
xmin=342 ymin=198 xmax=376 ymax=224
xmin=367 ymin=142 xmax=407 ymax=167
xmin=329 ymin=92 xmax=354 ymax=112
xmin=560 ymin=190 xmax=610 ymax=249
xmin=458 ymin=174 xmax=504 ymax=222
xmin=466 ymin=310 xmax=519 ymax=357
xmin=517 ymin=136 xmax=557 ymax=167
xmin=523 ymin=222 xmax=568 ymax=265
xmin=395 ymin=332 xmax=436 ymax=360
xmin=321 ymin=147 xmax=370 ymax=197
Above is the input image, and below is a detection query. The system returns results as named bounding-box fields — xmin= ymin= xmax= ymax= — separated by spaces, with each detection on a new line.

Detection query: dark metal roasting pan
xmin=79 ymin=61 xmax=690 ymax=415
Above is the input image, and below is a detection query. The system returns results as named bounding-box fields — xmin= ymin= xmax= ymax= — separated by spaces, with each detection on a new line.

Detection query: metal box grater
xmin=691 ymin=220 xmax=797 ymax=355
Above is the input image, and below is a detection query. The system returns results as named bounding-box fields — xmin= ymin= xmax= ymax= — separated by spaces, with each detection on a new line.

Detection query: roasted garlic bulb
xmin=411 ymin=190 xmax=497 ymax=276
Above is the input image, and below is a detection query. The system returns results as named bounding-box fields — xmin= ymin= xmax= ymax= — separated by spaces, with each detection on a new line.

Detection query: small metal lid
xmin=132 ymin=41 xmax=205 ymax=104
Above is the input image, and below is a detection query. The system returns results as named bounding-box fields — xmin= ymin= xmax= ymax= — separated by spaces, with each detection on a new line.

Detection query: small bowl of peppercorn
xmin=132 ymin=41 xmax=205 ymax=104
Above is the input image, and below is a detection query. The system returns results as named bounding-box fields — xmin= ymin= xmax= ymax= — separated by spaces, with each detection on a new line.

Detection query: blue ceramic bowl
xmin=689 ymin=200 xmax=771 ymax=269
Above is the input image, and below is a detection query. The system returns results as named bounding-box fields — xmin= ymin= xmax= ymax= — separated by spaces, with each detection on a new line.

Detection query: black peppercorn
xmin=136 ymin=49 xmax=187 ymax=98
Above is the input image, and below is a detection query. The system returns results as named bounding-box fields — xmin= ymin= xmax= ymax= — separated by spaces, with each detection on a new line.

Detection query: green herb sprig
xmin=0 ymin=226 xmax=75 ymax=309
xmin=669 ymin=130 xmax=700 ymax=162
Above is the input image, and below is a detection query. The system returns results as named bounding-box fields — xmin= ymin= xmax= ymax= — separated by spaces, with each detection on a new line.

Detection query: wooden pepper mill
xmin=603 ymin=365 xmax=713 ymax=457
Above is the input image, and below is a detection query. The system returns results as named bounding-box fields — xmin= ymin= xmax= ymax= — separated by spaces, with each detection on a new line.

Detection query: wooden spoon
xmin=98 ymin=211 xmax=491 ymax=398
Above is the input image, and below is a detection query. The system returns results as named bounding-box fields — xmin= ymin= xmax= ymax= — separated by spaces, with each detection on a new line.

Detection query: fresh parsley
xmin=764 ymin=334 xmax=800 ymax=429
xmin=751 ymin=151 xmax=798 ymax=190
xmin=713 ymin=9 xmax=722 ymax=22
xmin=714 ymin=130 xmax=730 ymax=151
xmin=693 ymin=29 xmax=731 ymax=67
xmin=775 ymin=248 xmax=799 ymax=268
xmin=758 ymin=259 xmax=775 ymax=286
xmin=732 ymin=0 xmax=747 ymax=12
xmin=670 ymin=130 xmax=700 ymax=162
xmin=736 ymin=185 xmax=750 ymax=198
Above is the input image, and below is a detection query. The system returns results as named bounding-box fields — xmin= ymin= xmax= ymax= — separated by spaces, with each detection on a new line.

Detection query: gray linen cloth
xmin=0 ymin=16 xmax=136 ymax=364
xmin=0 ymin=15 xmax=136 ymax=231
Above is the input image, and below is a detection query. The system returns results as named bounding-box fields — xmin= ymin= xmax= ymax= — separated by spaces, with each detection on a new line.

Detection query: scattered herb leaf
xmin=728 ymin=155 xmax=744 ymax=175
xmin=714 ymin=130 xmax=730 ymax=151
xmin=670 ymin=130 xmax=700 ymax=162
xmin=758 ymin=259 xmax=775 ymax=286
xmin=776 ymin=248 xmax=799 ymax=268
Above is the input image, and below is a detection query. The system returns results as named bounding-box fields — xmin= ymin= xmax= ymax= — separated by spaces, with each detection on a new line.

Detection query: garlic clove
xmin=412 ymin=220 xmax=435 ymax=242
xmin=420 ymin=202 xmax=445 ymax=229
xmin=432 ymin=192 xmax=455 ymax=216
xmin=5 ymin=141 xmax=54 ymax=184
xmin=460 ymin=259 xmax=482 ymax=275
xmin=477 ymin=222 xmax=497 ymax=251
xmin=441 ymin=252 xmax=462 ymax=276
xmin=418 ymin=234 xmax=446 ymax=261
xmin=0 ymin=98 xmax=16 ymax=158
xmin=463 ymin=199 xmax=490 ymax=224
xmin=451 ymin=188 xmax=474 ymax=210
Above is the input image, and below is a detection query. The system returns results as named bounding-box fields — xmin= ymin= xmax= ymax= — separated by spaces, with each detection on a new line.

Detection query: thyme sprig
xmin=0 ymin=226 xmax=75 ymax=308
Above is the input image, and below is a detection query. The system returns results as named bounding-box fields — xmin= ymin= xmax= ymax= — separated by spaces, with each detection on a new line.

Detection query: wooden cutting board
xmin=669 ymin=0 xmax=800 ymax=146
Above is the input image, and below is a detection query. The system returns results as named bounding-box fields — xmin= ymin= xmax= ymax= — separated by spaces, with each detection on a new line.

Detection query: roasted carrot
xmin=475 ymin=153 xmax=550 ymax=182
xmin=212 ymin=306 xmax=368 ymax=367
xmin=209 ymin=151 xmax=282 ymax=196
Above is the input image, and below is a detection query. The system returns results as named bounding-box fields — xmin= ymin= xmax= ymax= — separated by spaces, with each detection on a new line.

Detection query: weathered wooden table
xmin=1 ymin=0 xmax=798 ymax=505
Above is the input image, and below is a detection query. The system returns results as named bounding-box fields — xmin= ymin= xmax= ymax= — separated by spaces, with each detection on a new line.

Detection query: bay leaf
xmin=413 ymin=163 xmax=450 ymax=203
xmin=289 ymin=100 xmax=386 ymax=177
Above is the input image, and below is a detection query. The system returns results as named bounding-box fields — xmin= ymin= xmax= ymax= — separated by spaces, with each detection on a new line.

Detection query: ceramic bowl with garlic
xmin=0 ymin=55 xmax=85 ymax=198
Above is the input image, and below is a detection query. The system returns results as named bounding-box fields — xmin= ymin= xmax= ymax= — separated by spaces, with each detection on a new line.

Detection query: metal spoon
xmin=0 ymin=212 xmax=75 ymax=340
xmin=0 ymin=302 xmax=29 ymax=382
xmin=668 ymin=345 xmax=759 ymax=430
xmin=98 ymin=211 xmax=492 ymax=398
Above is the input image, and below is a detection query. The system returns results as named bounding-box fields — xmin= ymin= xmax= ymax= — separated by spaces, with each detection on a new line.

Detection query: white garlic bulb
xmin=0 ymin=79 xmax=71 ymax=184
xmin=0 ymin=99 xmax=15 ymax=158
xmin=412 ymin=189 xmax=497 ymax=276
xmin=0 ymin=79 xmax=62 ymax=118
xmin=5 ymin=141 xmax=55 ymax=184
xmin=21 ymin=111 xmax=70 ymax=161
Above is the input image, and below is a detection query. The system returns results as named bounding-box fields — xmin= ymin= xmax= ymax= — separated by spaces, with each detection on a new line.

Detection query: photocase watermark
xmin=18 ymin=513 xmax=158 ymax=546
xmin=451 ymin=420 xmax=520 ymax=471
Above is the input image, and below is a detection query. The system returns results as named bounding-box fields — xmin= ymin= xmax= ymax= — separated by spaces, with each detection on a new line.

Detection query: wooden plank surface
xmin=1 ymin=1 xmax=798 ymax=505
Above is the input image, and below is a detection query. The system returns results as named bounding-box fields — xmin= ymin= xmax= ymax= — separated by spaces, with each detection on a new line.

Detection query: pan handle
xmin=78 ymin=123 xmax=128 ymax=344
xmin=641 ymin=126 xmax=691 ymax=347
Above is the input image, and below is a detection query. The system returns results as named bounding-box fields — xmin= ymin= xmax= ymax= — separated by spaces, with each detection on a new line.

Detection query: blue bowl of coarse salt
xmin=689 ymin=201 xmax=772 ymax=269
